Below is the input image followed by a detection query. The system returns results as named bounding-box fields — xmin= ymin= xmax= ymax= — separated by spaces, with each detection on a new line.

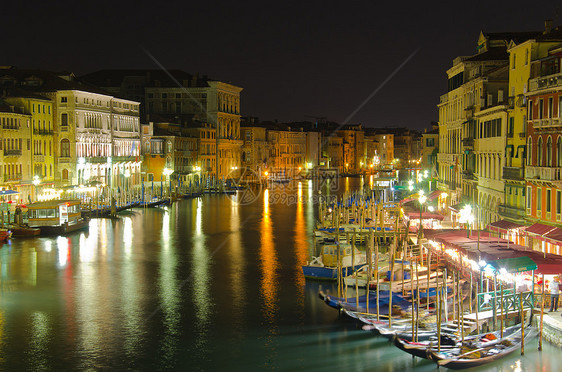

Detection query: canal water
xmin=0 ymin=178 xmax=560 ymax=371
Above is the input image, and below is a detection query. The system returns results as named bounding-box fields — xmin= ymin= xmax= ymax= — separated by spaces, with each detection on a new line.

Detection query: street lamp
xmin=32 ymin=176 xmax=41 ymax=202
xmin=163 ymin=167 xmax=173 ymax=198
xmin=459 ymin=204 xmax=474 ymax=238
xmin=418 ymin=190 xmax=427 ymax=243
xmin=124 ymin=169 xmax=131 ymax=204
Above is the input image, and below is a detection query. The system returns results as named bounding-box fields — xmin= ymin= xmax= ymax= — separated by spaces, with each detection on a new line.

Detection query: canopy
xmin=0 ymin=190 xmax=19 ymax=195
xmin=426 ymin=190 xmax=441 ymax=201
xmin=488 ymin=220 xmax=526 ymax=232
xmin=405 ymin=211 xmax=444 ymax=221
xmin=449 ymin=203 xmax=462 ymax=213
xmin=484 ymin=256 xmax=537 ymax=274
xmin=526 ymin=223 xmax=556 ymax=236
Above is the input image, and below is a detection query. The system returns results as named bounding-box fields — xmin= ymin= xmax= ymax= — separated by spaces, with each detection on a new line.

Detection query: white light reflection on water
xmin=121 ymin=216 xmax=143 ymax=359
xmin=191 ymin=198 xmax=212 ymax=353
xmin=228 ymin=197 xmax=245 ymax=334
xmin=29 ymin=312 xmax=49 ymax=370
xmin=159 ymin=209 xmax=180 ymax=366
xmin=56 ymin=237 xmax=68 ymax=268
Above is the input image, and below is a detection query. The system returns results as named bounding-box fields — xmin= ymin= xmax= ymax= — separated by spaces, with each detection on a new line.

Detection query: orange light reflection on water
xmin=294 ymin=182 xmax=308 ymax=310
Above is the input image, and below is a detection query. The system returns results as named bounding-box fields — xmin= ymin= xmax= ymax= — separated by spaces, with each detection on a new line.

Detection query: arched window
xmin=538 ymin=137 xmax=543 ymax=167
xmin=557 ymin=137 xmax=562 ymax=167
xmin=60 ymin=139 xmax=70 ymax=157
xmin=547 ymin=136 xmax=553 ymax=167
xmin=527 ymin=137 xmax=532 ymax=166
xmin=62 ymin=169 xmax=69 ymax=180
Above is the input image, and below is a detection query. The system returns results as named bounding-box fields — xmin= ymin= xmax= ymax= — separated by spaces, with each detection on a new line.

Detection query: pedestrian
xmin=549 ymin=276 xmax=560 ymax=312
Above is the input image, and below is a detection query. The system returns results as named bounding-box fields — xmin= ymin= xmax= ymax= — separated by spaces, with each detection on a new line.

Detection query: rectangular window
xmin=539 ymin=99 xmax=544 ymax=119
xmin=547 ymin=189 xmax=551 ymax=213
xmin=557 ymin=190 xmax=561 ymax=215
xmin=61 ymin=96 xmax=67 ymax=103
xmin=508 ymin=117 xmax=514 ymax=135
xmin=538 ymin=188 xmax=542 ymax=212
xmin=528 ymin=100 xmax=533 ymax=120
xmin=549 ymin=97 xmax=554 ymax=118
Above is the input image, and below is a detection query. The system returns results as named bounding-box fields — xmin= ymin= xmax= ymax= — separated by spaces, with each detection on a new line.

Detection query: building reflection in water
xmin=260 ymin=189 xmax=279 ymax=330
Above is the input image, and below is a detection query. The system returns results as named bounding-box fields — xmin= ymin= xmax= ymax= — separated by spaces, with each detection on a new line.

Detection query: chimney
xmin=545 ymin=19 xmax=553 ymax=34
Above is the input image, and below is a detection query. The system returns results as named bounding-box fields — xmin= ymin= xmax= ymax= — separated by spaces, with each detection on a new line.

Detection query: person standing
xmin=549 ymin=276 xmax=560 ymax=312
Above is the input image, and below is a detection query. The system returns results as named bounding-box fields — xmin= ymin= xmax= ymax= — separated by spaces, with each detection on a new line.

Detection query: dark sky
xmin=2 ymin=0 xmax=561 ymax=131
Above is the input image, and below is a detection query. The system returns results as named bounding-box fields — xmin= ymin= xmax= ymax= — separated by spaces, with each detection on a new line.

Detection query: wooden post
xmin=389 ymin=252 xmax=395 ymax=327
xmin=352 ymin=230 xmax=358 ymax=309
xmin=475 ymin=275 xmax=479 ymax=335
xmin=520 ymin=294 xmax=525 ymax=355
xmin=539 ymin=273 xmax=545 ymax=351
xmin=376 ymin=236 xmax=380 ymax=321
xmin=460 ymin=282 xmax=464 ymax=342
xmin=443 ymin=268 xmax=448 ymax=323
xmin=410 ymin=258 xmax=415 ymax=340
xmin=427 ymin=250 xmax=431 ymax=312
xmin=500 ymin=281 xmax=504 ymax=338
xmin=415 ymin=258 xmax=420 ymax=342
xmin=437 ymin=272 xmax=441 ymax=352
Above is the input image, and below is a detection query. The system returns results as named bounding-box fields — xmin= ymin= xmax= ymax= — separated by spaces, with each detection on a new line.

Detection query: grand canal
xmin=0 ymin=178 xmax=560 ymax=371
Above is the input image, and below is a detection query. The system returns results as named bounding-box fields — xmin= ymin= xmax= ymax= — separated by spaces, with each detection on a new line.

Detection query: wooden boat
xmin=302 ymin=243 xmax=365 ymax=280
xmin=27 ymin=200 xmax=90 ymax=236
xmin=8 ymin=225 xmax=40 ymax=237
xmin=428 ymin=325 xmax=537 ymax=369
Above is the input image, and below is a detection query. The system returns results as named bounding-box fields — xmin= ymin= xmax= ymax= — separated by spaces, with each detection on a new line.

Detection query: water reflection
xmin=294 ymin=182 xmax=308 ymax=315
xmin=260 ymin=189 xmax=279 ymax=324
xmin=228 ymin=199 xmax=245 ymax=333
xmin=29 ymin=312 xmax=49 ymax=370
xmin=159 ymin=209 xmax=180 ymax=366
xmin=191 ymin=199 xmax=212 ymax=356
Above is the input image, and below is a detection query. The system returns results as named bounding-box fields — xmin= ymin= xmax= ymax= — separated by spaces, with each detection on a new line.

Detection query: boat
xmin=8 ymin=225 xmax=40 ymax=237
xmin=302 ymin=243 xmax=366 ymax=280
xmin=393 ymin=324 xmax=522 ymax=360
xmin=0 ymin=228 xmax=11 ymax=242
xmin=27 ymin=200 xmax=90 ymax=236
xmin=428 ymin=325 xmax=537 ymax=369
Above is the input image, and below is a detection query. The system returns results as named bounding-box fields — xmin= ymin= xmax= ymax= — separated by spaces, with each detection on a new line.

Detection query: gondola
xmin=428 ymin=325 xmax=537 ymax=369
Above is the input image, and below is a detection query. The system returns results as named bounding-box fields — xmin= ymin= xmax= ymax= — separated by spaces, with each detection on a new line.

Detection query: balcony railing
xmin=34 ymin=129 xmax=54 ymax=135
xmin=4 ymin=174 xmax=22 ymax=182
xmin=529 ymin=71 xmax=562 ymax=92
xmin=526 ymin=166 xmax=562 ymax=181
xmin=531 ymin=118 xmax=561 ymax=129
xmin=462 ymin=137 xmax=474 ymax=148
xmin=462 ymin=169 xmax=475 ymax=180
xmin=503 ymin=166 xmax=524 ymax=181
xmin=498 ymin=204 xmax=526 ymax=220
xmin=440 ymin=93 xmax=449 ymax=104
xmin=4 ymin=149 xmax=22 ymax=156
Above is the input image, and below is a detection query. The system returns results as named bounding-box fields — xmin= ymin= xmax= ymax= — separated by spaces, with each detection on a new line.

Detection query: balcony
xmin=35 ymin=129 xmax=54 ymax=135
xmin=462 ymin=169 xmax=475 ymax=180
xmin=529 ymin=71 xmax=562 ymax=92
xmin=498 ymin=204 xmax=526 ymax=221
xmin=461 ymin=137 xmax=474 ymax=148
xmin=4 ymin=149 xmax=22 ymax=156
xmin=4 ymin=174 xmax=22 ymax=182
xmin=502 ymin=167 xmax=524 ymax=181
xmin=440 ymin=93 xmax=448 ymax=104
xmin=531 ymin=118 xmax=561 ymax=129
xmin=526 ymin=166 xmax=562 ymax=181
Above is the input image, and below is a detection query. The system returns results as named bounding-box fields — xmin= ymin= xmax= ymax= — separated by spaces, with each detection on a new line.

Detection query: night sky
xmin=2 ymin=1 xmax=560 ymax=130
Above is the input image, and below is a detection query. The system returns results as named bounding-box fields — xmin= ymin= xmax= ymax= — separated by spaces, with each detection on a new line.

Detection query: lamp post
xmin=32 ymin=176 xmax=41 ymax=202
xmin=459 ymin=204 xmax=474 ymax=238
xmin=124 ymin=169 xmax=131 ymax=205
xmin=418 ymin=190 xmax=427 ymax=243
xmin=163 ymin=167 xmax=173 ymax=199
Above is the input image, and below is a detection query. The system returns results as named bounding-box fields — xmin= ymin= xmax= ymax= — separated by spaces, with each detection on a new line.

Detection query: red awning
xmin=426 ymin=190 xmax=441 ymax=201
xmin=526 ymin=223 xmax=557 ymax=236
xmin=406 ymin=211 xmax=444 ymax=221
xmin=544 ymin=228 xmax=562 ymax=244
xmin=488 ymin=220 xmax=526 ymax=232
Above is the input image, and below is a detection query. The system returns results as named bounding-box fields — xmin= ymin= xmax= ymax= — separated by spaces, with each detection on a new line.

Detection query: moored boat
xmin=302 ymin=242 xmax=366 ymax=280
xmin=27 ymin=200 xmax=90 ymax=236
